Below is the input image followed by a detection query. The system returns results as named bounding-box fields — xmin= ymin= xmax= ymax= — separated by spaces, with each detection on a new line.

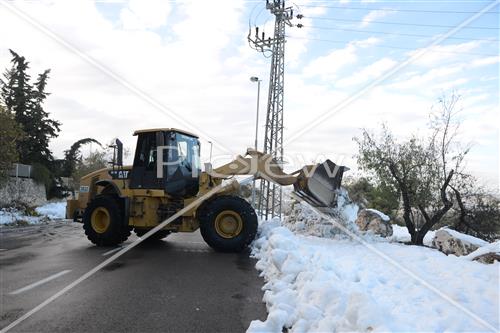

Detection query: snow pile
xmin=35 ymin=201 xmax=66 ymax=219
xmin=0 ymin=208 xmax=43 ymax=225
xmin=390 ymin=225 xmax=489 ymax=249
xmin=0 ymin=201 xmax=67 ymax=225
xmin=249 ymin=220 xmax=499 ymax=333
xmin=365 ymin=208 xmax=390 ymax=221
xmin=335 ymin=187 xmax=360 ymax=223
xmin=390 ymin=225 xmax=436 ymax=246
xmin=463 ymin=241 xmax=500 ymax=261
xmin=282 ymin=188 xmax=359 ymax=238
xmin=441 ymin=227 xmax=489 ymax=247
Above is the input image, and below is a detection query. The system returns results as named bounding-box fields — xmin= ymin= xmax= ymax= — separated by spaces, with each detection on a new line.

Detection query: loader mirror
xmin=115 ymin=139 xmax=123 ymax=166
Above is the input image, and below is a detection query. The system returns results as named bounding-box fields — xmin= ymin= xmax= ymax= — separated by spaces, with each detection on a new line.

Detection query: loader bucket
xmin=293 ymin=160 xmax=347 ymax=208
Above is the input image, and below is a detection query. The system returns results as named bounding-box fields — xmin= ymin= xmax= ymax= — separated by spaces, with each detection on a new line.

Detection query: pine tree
xmin=0 ymin=49 xmax=60 ymax=166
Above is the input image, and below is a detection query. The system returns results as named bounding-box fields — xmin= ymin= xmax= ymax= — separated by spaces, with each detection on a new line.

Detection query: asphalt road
xmin=0 ymin=221 xmax=267 ymax=332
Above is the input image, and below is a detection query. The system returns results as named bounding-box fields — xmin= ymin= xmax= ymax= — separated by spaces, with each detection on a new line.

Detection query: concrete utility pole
xmin=248 ymin=0 xmax=294 ymax=220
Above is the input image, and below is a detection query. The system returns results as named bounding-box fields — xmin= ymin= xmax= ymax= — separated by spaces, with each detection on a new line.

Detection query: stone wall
xmin=0 ymin=177 xmax=47 ymax=207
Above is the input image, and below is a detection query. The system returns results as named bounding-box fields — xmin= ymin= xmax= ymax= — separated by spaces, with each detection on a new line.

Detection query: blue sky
xmin=0 ymin=0 xmax=498 ymax=188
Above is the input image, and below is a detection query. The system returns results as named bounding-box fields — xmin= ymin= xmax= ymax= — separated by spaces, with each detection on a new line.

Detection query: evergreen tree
xmin=0 ymin=49 xmax=60 ymax=166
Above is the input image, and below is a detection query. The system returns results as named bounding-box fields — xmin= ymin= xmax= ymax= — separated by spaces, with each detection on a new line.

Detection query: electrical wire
xmin=296 ymin=4 xmax=500 ymax=14
xmin=304 ymin=16 xmax=499 ymax=30
xmin=299 ymin=25 xmax=499 ymax=42
xmin=286 ymin=35 xmax=499 ymax=56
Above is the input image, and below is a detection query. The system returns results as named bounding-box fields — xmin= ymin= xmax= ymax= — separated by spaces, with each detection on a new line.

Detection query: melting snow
xmin=35 ymin=202 xmax=66 ymax=219
xmin=0 ymin=201 xmax=67 ymax=225
xmin=248 ymin=220 xmax=499 ymax=333
xmin=365 ymin=208 xmax=390 ymax=221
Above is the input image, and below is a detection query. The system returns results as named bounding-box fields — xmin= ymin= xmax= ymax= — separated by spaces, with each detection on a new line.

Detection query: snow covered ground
xmin=0 ymin=201 xmax=66 ymax=225
xmin=34 ymin=202 xmax=67 ymax=220
xmin=249 ymin=220 xmax=499 ymax=332
xmin=390 ymin=225 xmax=436 ymax=246
xmin=464 ymin=241 xmax=500 ymax=261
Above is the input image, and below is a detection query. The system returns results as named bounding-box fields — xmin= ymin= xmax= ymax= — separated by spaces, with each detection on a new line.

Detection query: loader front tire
xmin=199 ymin=195 xmax=257 ymax=252
xmin=83 ymin=196 xmax=131 ymax=246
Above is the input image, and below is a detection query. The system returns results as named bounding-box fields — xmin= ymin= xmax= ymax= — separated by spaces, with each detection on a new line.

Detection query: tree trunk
xmin=388 ymin=163 xmax=417 ymax=242
xmin=413 ymin=170 xmax=455 ymax=246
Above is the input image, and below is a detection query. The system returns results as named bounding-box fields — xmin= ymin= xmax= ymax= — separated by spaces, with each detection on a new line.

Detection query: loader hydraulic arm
xmin=208 ymin=149 xmax=348 ymax=208
xmin=210 ymin=149 xmax=299 ymax=186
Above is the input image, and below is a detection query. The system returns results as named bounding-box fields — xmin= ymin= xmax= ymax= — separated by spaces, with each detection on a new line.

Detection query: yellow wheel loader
xmin=66 ymin=128 xmax=347 ymax=252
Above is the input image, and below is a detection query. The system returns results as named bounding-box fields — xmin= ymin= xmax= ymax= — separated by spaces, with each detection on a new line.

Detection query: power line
xmin=296 ymin=4 xmax=500 ymax=14
xmin=286 ymin=35 xmax=499 ymax=56
xmin=305 ymin=16 xmax=499 ymax=30
xmin=298 ymin=24 xmax=499 ymax=42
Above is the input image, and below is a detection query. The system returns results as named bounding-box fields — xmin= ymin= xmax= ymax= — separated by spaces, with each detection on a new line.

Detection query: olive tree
xmin=355 ymin=95 xmax=467 ymax=245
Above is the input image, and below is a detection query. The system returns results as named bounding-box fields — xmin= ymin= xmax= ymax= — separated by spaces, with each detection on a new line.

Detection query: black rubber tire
xmin=82 ymin=196 xmax=131 ymax=246
xmin=134 ymin=228 xmax=170 ymax=241
xmin=198 ymin=195 xmax=258 ymax=252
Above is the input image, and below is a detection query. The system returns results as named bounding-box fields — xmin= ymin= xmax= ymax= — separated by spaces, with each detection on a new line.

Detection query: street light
xmin=250 ymin=76 xmax=261 ymax=151
xmin=250 ymin=76 xmax=262 ymax=209
xmin=208 ymin=141 xmax=213 ymax=163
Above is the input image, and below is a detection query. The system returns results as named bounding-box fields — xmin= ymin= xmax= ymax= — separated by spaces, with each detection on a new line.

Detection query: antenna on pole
xmin=248 ymin=0 xmax=294 ymax=220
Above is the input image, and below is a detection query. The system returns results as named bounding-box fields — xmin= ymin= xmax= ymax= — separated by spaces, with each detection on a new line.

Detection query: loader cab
xmin=129 ymin=128 xmax=201 ymax=198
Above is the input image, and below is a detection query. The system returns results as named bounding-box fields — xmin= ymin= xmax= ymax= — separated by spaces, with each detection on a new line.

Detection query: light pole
xmin=208 ymin=141 xmax=213 ymax=163
xmin=250 ymin=76 xmax=261 ymax=209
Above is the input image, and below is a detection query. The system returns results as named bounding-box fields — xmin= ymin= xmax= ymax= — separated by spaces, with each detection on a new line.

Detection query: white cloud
xmin=302 ymin=38 xmax=380 ymax=79
xmin=120 ymin=0 xmax=171 ymax=30
xmin=391 ymin=65 xmax=465 ymax=90
xmin=302 ymin=45 xmax=358 ymax=80
xmin=469 ymin=56 xmax=500 ymax=68
xmin=359 ymin=9 xmax=391 ymax=28
xmin=337 ymin=57 xmax=397 ymax=87
xmin=408 ymin=41 xmax=483 ymax=67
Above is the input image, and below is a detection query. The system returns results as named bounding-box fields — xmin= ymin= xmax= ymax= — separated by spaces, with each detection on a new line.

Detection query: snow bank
xmin=463 ymin=241 xmax=500 ymax=261
xmin=441 ymin=227 xmax=489 ymax=247
xmin=35 ymin=201 xmax=66 ymax=219
xmin=249 ymin=220 xmax=499 ymax=333
xmin=0 ymin=209 xmax=42 ymax=225
xmin=282 ymin=188 xmax=359 ymax=239
xmin=0 ymin=201 xmax=67 ymax=225
xmin=365 ymin=208 xmax=390 ymax=221
xmin=390 ymin=225 xmax=436 ymax=246
xmin=390 ymin=225 xmax=489 ymax=249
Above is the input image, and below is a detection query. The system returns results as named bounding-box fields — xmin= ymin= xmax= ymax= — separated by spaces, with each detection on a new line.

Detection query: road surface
xmin=0 ymin=221 xmax=267 ymax=332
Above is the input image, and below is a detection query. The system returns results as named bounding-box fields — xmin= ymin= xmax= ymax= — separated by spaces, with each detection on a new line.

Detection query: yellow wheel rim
xmin=214 ymin=210 xmax=243 ymax=239
xmin=91 ymin=207 xmax=110 ymax=234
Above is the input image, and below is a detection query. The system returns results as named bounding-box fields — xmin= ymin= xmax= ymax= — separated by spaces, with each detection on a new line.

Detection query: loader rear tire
xmin=83 ymin=196 xmax=131 ymax=246
xmin=199 ymin=195 xmax=257 ymax=252
xmin=134 ymin=228 xmax=170 ymax=241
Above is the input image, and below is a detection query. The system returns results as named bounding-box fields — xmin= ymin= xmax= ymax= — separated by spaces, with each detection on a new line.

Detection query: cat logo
xmin=108 ymin=170 xmax=130 ymax=179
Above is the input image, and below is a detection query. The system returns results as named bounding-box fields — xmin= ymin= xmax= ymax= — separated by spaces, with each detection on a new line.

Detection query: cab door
xmin=129 ymin=132 xmax=164 ymax=189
